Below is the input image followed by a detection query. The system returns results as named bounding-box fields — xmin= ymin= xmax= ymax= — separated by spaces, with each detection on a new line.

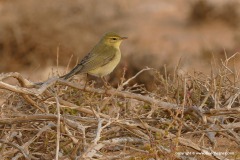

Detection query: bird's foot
xmin=101 ymin=77 xmax=111 ymax=90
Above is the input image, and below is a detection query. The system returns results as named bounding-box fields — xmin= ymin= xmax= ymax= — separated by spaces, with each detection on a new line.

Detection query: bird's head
xmin=101 ymin=32 xmax=127 ymax=48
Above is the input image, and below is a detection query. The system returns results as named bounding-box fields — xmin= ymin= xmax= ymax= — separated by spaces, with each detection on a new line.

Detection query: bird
xmin=60 ymin=32 xmax=127 ymax=80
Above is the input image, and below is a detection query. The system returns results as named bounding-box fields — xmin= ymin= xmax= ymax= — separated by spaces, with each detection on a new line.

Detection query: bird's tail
xmin=60 ymin=64 xmax=83 ymax=80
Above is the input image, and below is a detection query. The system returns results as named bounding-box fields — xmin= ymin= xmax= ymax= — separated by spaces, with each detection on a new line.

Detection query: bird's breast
xmin=88 ymin=50 xmax=121 ymax=77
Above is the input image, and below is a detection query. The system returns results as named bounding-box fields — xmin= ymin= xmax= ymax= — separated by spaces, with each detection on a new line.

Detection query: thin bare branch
xmin=0 ymin=139 xmax=30 ymax=160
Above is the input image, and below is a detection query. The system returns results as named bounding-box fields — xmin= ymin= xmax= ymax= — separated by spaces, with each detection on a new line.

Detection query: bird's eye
xmin=112 ymin=38 xmax=117 ymax=40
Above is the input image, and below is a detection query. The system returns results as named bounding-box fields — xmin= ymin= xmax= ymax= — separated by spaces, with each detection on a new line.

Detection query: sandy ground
xmin=0 ymin=0 xmax=240 ymax=82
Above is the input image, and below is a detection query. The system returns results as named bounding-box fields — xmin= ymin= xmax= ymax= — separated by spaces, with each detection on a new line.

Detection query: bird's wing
xmin=60 ymin=46 xmax=116 ymax=79
xmin=79 ymin=46 xmax=116 ymax=73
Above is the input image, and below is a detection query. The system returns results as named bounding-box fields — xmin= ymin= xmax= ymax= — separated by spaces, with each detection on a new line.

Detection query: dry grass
xmin=0 ymin=54 xmax=240 ymax=160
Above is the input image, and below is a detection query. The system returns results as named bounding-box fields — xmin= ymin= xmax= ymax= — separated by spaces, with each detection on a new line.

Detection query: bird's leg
xmin=83 ymin=74 xmax=88 ymax=91
xmin=101 ymin=76 xmax=111 ymax=89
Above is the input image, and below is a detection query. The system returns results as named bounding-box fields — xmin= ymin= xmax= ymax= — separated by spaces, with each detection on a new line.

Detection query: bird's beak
xmin=121 ymin=37 xmax=128 ymax=40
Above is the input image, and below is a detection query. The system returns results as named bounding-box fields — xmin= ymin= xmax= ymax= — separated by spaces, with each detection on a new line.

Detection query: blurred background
xmin=1 ymin=0 xmax=240 ymax=89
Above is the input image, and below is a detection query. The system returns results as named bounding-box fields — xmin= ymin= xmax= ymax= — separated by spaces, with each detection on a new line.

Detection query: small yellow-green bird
xmin=61 ymin=32 xmax=127 ymax=80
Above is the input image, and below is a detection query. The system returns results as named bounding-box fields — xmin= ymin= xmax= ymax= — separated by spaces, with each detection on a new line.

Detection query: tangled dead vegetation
xmin=0 ymin=55 xmax=240 ymax=159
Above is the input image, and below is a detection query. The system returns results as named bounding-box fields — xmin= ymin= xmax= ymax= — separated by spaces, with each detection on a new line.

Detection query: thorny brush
xmin=0 ymin=55 xmax=240 ymax=159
